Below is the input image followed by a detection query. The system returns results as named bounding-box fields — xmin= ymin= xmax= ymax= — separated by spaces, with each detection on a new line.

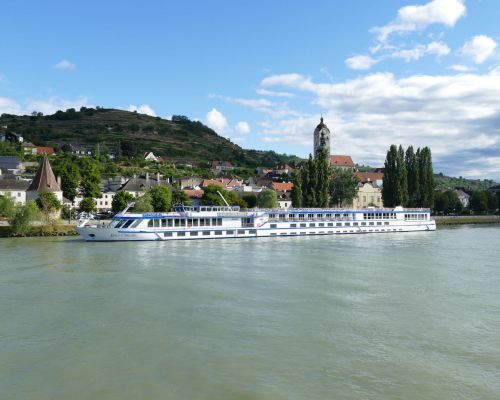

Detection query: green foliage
xmin=434 ymin=174 xmax=496 ymax=191
xmin=149 ymin=185 xmax=172 ymax=212
xmin=0 ymin=141 xmax=19 ymax=156
xmin=79 ymin=158 xmax=103 ymax=198
xmin=201 ymin=184 xmax=244 ymax=207
xmin=486 ymin=191 xmax=498 ymax=212
xmin=242 ymin=193 xmax=257 ymax=208
xmin=433 ymin=191 xmax=463 ymax=215
xmin=36 ymin=191 xmax=62 ymax=213
xmin=330 ymin=168 xmax=359 ymax=207
xmin=79 ymin=197 xmax=97 ymax=213
xmin=133 ymin=193 xmax=153 ymax=212
xmin=383 ymin=145 xmax=434 ymax=208
xmin=470 ymin=191 xmax=488 ymax=214
xmin=112 ymin=191 xmax=135 ymax=213
xmin=0 ymin=194 xmax=17 ymax=218
xmin=172 ymin=189 xmax=192 ymax=206
xmin=8 ymin=201 xmax=39 ymax=236
xmin=291 ymin=171 xmax=303 ymax=207
xmin=257 ymin=189 xmax=278 ymax=208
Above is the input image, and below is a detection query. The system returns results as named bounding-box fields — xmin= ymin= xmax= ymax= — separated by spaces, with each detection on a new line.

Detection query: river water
xmin=1 ymin=226 xmax=499 ymax=400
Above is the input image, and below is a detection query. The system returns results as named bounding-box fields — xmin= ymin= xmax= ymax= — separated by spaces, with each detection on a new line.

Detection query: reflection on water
xmin=1 ymin=226 xmax=499 ymax=400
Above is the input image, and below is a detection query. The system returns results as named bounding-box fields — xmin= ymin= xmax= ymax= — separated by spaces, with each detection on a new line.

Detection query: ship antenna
xmin=216 ymin=190 xmax=231 ymax=207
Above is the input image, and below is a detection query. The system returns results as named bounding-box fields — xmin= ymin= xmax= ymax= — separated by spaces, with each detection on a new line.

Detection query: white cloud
xmin=389 ymin=41 xmax=450 ymax=61
xmin=205 ymin=108 xmax=229 ymax=133
xmin=54 ymin=59 xmax=76 ymax=70
xmin=128 ymin=104 xmax=156 ymax=116
xmin=0 ymin=97 xmax=24 ymax=115
xmin=372 ymin=0 xmax=466 ymax=43
xmin=448 ymin=64 xmax=476 ymax=72
xmin=235 ymin=121 xmax=251 ymax=134
xmin=255 ymin=88 xmax=295 ymax=98
xmin=27 ymin=96 xmax=90 ymax=115
xmin=345 ymin=55 xmax=379 ymax=70
xmin=259 ymin=69 xmax=500 ymax=179
xmin=460 ymin=35 xmax=497 ymax=64
xmin=426 ymin=41 xmax=450 ymax=56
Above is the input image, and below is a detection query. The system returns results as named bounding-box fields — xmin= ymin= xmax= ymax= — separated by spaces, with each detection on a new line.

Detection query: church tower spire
xmin=313 ymin=116 xmax=331 ymax=158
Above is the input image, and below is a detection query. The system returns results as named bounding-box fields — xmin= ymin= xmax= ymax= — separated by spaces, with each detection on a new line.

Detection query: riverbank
xmin=434 ymin=215 xmax=500 ymax=226
xmin=0 ymin=223 xmax=77 ymax=238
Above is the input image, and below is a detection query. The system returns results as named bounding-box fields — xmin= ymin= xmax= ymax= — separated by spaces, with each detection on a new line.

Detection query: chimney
xmin=157 ymin=172 xmax=160 ymax=182
xmin=57 ymin=175 xmax=62 ymax=187
xmin=146 ymin=172 xmax=149 ymax=181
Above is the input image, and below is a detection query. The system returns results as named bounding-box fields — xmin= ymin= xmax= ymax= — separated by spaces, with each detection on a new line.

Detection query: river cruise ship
xmin=76 ymin=204 xmax=435 ymax=241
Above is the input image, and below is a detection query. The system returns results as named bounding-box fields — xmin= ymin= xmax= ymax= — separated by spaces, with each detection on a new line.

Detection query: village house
xmin=144 ymin=152 xmax=158 ymax=162
xmin=353 ymin=182 xmax=383 ymax=209
xmin=0 ymin=179 xmax=30 ymax=204
xmin=330 ymin=155 xmax=356 ymax=171
xmin=26 ymin=155 xmax=63 ymax=202
xmin=182 ymin=189 xmax=204 ymax=207
xmin=119 ymin=173 xmax=171 ymax=197
xmin=0 ymin=156 xmax=23 ymax=175
xmin=210 ymin=160 xmax=234 ymax=173
xmin=455 ymin=189 xmax=470 ymax=208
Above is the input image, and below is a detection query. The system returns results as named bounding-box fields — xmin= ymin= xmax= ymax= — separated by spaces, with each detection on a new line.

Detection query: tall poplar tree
xmin=291 ymin=171 xmax=303 ymax=207
xmin=316 ymin=150 xmax=331 ymax=207
xmin=418 ymin=147 xmax=435 ymax=208
xmin=395 ymin=145 xmax=408 ymax=206
xmin=305 ymin=154 xmax=317 ymax=207
xmin=382 ymin=145 xmax=398 ymax=207
xmin=405 ymin=146 xmax=420 ymax=207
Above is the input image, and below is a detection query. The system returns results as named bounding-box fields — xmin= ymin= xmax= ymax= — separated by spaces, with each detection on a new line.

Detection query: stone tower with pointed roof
xmin=26 ymin=155 xmax=63 ymax=202
xmin=313 ymin=116 xmax=331 ymax=158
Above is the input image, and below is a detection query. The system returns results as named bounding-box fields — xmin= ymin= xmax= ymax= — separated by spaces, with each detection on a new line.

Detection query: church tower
xmin=313 ymin=116 xmax=331 ymax=157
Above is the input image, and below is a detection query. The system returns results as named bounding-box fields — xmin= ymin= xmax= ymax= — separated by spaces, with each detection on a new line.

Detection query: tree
xmin=112 ymin=191 xmax=135 ymax=213
xmin=133 ymin=193 xmax=153 ymax=212
xmin=79 ymin=197 xmax=97 ymax=213
xmin=257 ymin=188 xmax=278 ymax=208
xmin=405 ymin=146 xmax=420 ymax=207
xmin=418 ymin=147 xmax=435 ymax=208
xmin=8 ymin=201 xmax=39 ymax=236
xmin=0 ymin=194 xmax=16 ymax=218
xmin=315 ymin=149 xmax=331 ymax=207
xmin=149 ymin=185 xmax=172 ymax=212
xmin=470 ymin=191 xmax=488 ymax=214
xmin=433 ymin=192 xmax=448 ymax=214
xmin=79 ymin=158 xmax=102 ymax=199
xmin=36 ymin=191 xmax=62 ymax=214
xmin=382 ymin=145 xmax=398 ymax=207
xmin=444 ymin=191 xmax=462 ymax=214
xmin=242 ymin=194 xmax=257 ymax=208
xmin=201 ymin=184 xmax=227 ymax=206
xmin=172 ymin=189 xmax=192 ymax=206
xmin=395 ymin=145 xmax=409 ymax=206
xmin=330 ymin=168 xmax=359 ymax=207
xmin=291 ymin=171 xmax=303 ymax=207
xmin=486 ymin=191 xmax=498 ymax=213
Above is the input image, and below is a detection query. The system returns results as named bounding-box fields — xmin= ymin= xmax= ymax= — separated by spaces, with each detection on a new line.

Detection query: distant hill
xmin=434 ymin=173 xmax=497 ymax=192
xmin=0 ymin=108 xmax=301 ymax=168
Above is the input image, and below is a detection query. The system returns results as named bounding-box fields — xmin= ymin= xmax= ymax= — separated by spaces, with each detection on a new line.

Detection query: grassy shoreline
xmin=434 ymin=215 xmax=500 ymax=226
xmin=0 ymin=224 xmax=77 ymax=238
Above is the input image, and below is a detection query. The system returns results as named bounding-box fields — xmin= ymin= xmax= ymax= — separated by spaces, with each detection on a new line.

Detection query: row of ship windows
xmin=270 ymin=221 xmax=390 ymax=228
xmin=405 ymin=214 xmax=427 ymax=220
xmin=269 ymin=213 xmax=352 ymax=221
xmin=114 ymin=218 xmax=225 ymax=229
xmin=363 ymin=213 xmax=397 ymax=220
xmin=164 ymin=229 xmax=257 ymax=237
xmin=162 ymin=228 xmax=404 ymax=237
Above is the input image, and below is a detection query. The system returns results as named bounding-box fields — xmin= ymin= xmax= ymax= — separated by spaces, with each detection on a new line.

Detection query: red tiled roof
xmin=330 ymin=155 xmax=354 ymax=167
xmin=201 ymin=179 xmax=224 ymax=188
xmin=271 ymin=182 xmax=293 ymax=191
xmin=355 ymin=172 xmax=384 ymax=183
xmin=36 ymin=146 xmax=54 ymax=155
xmin=183 ymin=189 xmax=204 ymax=198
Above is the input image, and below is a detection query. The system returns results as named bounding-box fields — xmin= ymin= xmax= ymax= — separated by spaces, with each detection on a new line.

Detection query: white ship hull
xmin=77 ymin=206 xmax=436 ymax=242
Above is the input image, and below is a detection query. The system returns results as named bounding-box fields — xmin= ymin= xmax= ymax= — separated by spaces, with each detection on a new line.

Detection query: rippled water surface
xmin=1 ymin=226 xmax=499 ymax=399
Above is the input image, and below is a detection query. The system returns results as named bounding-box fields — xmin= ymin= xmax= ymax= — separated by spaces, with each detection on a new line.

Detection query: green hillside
xmin=0 ymin=108 xmax=300 ymax=167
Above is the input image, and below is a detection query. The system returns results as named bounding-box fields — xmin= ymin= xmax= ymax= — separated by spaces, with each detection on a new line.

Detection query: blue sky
xmin=1 ymin=0 xmax=500 ymax=180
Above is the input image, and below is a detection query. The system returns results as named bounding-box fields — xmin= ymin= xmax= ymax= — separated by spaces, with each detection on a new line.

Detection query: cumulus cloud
xmin=448 ymin=64 xmax=476 ymax=72
xmin=54 ymin=59 xmax=76 ymax=70
xmin=128 ymin=104 xmax=156 ymax=116
xmin=205 ymin=108 xmax=229 ymax=133
xmin=27 ymin=96 xmax=90 ymax=115
xmin=259 ymin=69 xmax=500 ymax=179
xmin=235 ymin=121 xmax=251 ymax=134
xmin=0 ymin=97 xmax=25 ymax=115
xmin=372 ymin=0 xmax=466 ymax=44
xmin=390 ymin=41 xmax=450 ymax=61
xmin=345 ymin=55 xmax=379 ymax=70
xmin=460 ymin=35 xmax=497 ymax=64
